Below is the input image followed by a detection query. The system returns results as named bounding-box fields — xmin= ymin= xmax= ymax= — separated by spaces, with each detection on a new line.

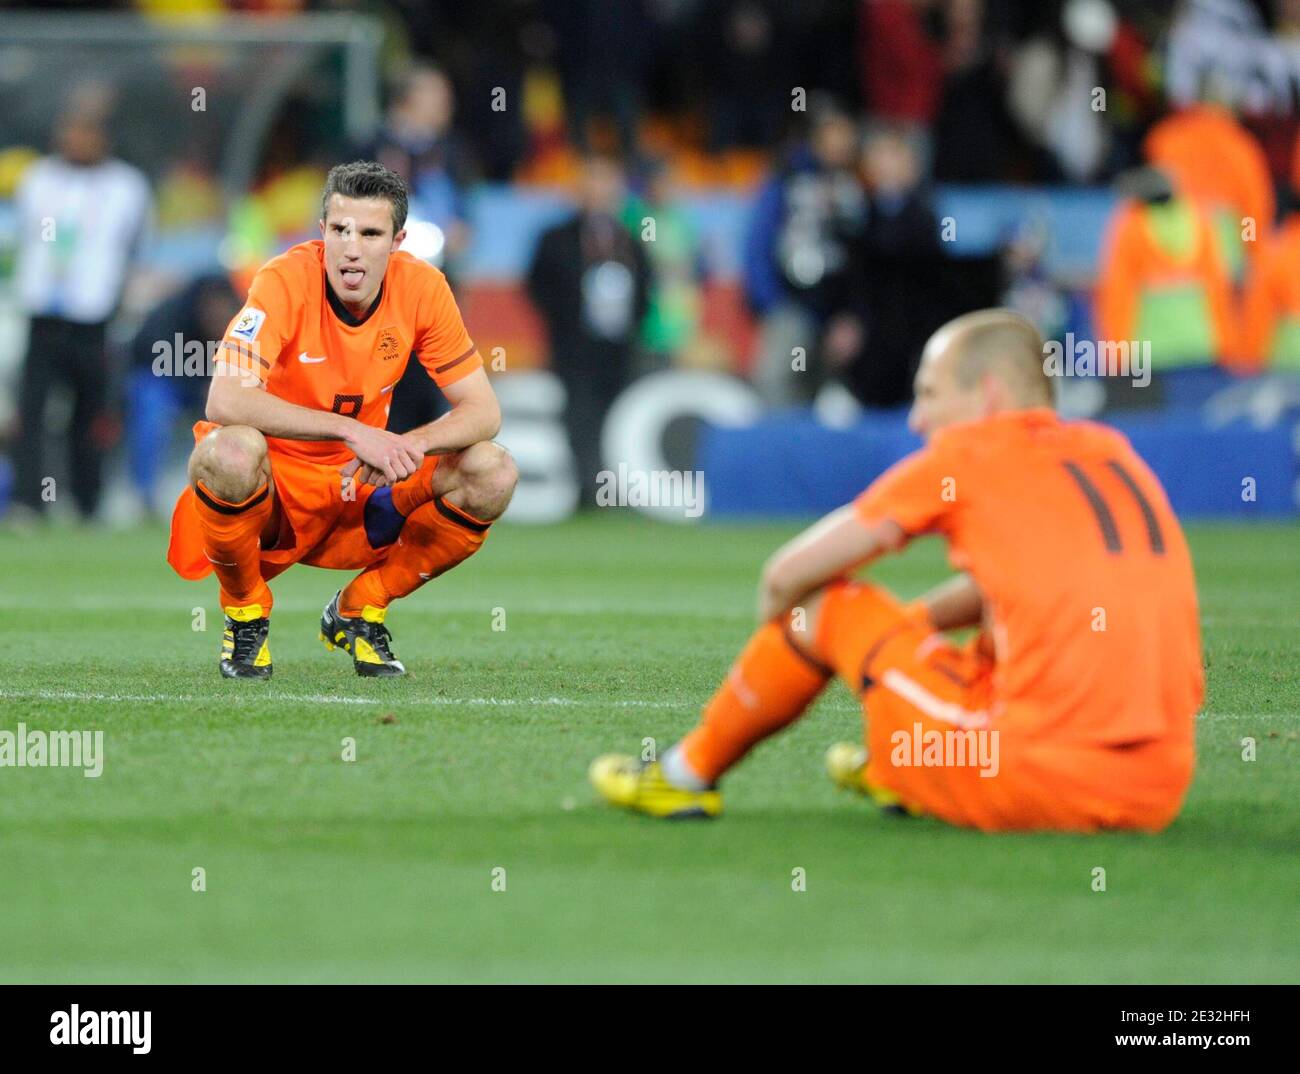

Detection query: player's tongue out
xmin=340 ymin=265 xmax=365 ymax=289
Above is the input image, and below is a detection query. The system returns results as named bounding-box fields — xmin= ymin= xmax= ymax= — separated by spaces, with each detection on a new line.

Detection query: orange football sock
xmin=339 ymin=495 xmax=490 ymax=616
xmin=193 ymin=479 xmax=273 ymax=613
xmin=678 ymin=621 xmax=831 ymax=783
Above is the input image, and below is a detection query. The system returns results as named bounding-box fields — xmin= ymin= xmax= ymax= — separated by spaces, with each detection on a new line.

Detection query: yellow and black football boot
xmin=220 ymin=605 xmax=272 ymax=680
xmin=825 ymin=742 xmax=922 ymax=817
xmin=588 ymin=755 xmax=722 ymax=819
xmin=320 ymin=591 xmax=406 ymax=677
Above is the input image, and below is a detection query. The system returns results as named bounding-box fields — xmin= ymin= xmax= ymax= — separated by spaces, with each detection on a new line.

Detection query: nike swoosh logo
xmin=298 ymin=352 xmax=328 ymax=363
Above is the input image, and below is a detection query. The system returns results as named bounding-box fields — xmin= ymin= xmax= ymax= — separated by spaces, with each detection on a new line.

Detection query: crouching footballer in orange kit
xmin=167 ymin=161 xmax=517 ymax=679
xmin=591 ymin=309 xmax=1204 ymax=832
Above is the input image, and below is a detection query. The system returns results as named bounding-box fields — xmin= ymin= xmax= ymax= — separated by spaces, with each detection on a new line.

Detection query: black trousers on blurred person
xmin=554 ymin=339 xmax=629 ymax=508
xmin=14 ymin=316 xmax=110 ymax=517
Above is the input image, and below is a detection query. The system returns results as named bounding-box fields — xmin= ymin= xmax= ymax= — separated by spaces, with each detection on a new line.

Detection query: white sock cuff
xmin=661 ymin=744 xmax=709 ymax=791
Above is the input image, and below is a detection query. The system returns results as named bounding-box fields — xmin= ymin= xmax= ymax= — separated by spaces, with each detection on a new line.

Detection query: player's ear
xmin=391 ymin=228 xmax=406 ymax=252
xmin=318 ymin=218 xmax=326 ymax=239
xmin=979 ymin=373 xmax=1007 ymax=415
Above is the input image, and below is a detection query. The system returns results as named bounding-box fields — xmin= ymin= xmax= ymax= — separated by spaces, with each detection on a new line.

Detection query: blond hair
xmin=940 ymin=309 xmax=1052 ymax=406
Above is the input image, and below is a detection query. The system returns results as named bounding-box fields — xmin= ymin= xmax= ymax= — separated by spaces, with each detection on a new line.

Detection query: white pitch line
xmin=0 ymin=596 xmax=753 ymax=619
xmin=7 ymin=596 xmax=1289 ymax=626
xmin=0 ymin=687 xmax=865 ymax=717
xmin=0 ymin=690 xmax=1274 ymax=729
xmin=0 ymin=688 xmax=689 ymax=710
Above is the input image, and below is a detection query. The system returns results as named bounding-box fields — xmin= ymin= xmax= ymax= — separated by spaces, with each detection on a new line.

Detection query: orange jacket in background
xmin=1094 ymin=198 xmax=1238 ymax=367
xmin=1145 ymin=104 xmax=1275 ymax=247
xmin=1241 ymin=215 xmax=1300 ymax=370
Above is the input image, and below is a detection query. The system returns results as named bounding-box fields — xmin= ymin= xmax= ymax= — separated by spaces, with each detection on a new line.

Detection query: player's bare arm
xmin=205 ymin=363 xmax=425 ymax=484
xmin=912 ymin=573 xmax=984 ymax=631
xmin=410 ymin=367 xmax=501 ymax=453
xmin=757 ymin=506 xmax=906 ymax=622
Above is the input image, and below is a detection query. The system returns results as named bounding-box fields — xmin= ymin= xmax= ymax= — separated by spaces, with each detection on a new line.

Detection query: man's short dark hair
xmin=320 ymin=161 xmax=409 ymax=234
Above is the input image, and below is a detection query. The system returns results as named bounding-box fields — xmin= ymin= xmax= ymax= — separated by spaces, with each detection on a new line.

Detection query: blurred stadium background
xmin=2 ymin=0 xmax=1299 ymax=527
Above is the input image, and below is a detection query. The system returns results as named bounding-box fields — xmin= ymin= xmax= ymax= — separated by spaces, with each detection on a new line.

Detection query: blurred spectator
xmin=1101 ymin=5 xmax=1164 ymax=176
xmin=742 ymin=103 xmax=865 ymax=406
xmin=1093 ymin=167 xmax=1238 ymax=370
xmin=526 ymin=154 xmax=650 ymax=504
xmin=620 ymin=159 xmax=703 ymax=370
xmin=702 ymin=1 xmax=792 ymax=152
xmin=360 ymin=60 xmax=476 ymax=434
xmin=1006 ymin=0 xmax=1117 ymax=183
xmin=443 ymin=5 xmax=531 ymax=181
xmin=1000 ymin=215 xmax=1070 ymax=346
xmin=823 ymin=129 xmax=942 ymax=407
xmin=548 ymin=0 xmax=655 ymax=157
xmin=10 ymin=101 xmax=152 ymax=523
xmin=931 ymin=0 xmax=1018 ymax=182
xmin=1144 ymin=102 xmax=1275 ymax=280
xmin=363 ymin=61 xmax=475 ymax=271
xmin=1255 ymin=0 xmax=1300 ymax=185
xmin=858 ymin=0 xmax=943 ymax=170
xmin=125 ymin=273 xmax=240 ymax=516
xmin=1240 ymin=190 xmax=1300 ymax=371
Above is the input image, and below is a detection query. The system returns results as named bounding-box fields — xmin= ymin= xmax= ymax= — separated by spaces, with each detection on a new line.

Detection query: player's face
xmin=320 ymin=195 xmax=406 ymax=310
xmin=908 ymin=339 xmax=985 ymax=442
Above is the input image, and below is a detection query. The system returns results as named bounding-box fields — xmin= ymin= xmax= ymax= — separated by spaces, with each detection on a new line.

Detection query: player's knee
xmin=449 ymin=441 xmax=517 ymax=521
xmin=188 ymin=425 xmax=268 ymax=502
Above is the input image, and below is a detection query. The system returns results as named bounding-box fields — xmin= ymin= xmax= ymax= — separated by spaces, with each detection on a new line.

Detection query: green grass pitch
xmin=0 ymin=514 xmax=1295 ymax=983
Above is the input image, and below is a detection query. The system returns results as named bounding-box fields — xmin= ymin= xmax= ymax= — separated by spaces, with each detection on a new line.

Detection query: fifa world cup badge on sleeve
xmin=230 ymin=307 xmax=266 ymax=341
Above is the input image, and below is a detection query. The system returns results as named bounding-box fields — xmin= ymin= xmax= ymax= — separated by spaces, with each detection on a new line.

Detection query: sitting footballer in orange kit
xmin=591 ymin=310 xmax=1204 ymax=833
xmin=167 ymin=162 xmax=517 ymax=679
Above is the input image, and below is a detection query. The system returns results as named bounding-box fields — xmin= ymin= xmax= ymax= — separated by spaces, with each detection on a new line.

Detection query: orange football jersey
xmin=217 ymin=239 xmax=482 ymax=465
xmin=854 ymin=408 xmax=1204 ymax=747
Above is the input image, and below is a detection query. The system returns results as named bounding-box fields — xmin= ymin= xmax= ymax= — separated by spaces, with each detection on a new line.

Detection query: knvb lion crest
xmin=376 ymin=327 xmax=402 ymax=361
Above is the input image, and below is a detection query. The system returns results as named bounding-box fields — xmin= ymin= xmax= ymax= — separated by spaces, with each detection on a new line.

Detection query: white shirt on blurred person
xmin=15 ymin=154 xmax=152 ymax=325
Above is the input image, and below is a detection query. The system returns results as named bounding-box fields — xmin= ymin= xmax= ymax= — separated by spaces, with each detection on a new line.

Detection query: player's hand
xmin=342 ymin=425 xmax=425 ymax=485
xmin=340 ymin=458 xmax=391 ymax=489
